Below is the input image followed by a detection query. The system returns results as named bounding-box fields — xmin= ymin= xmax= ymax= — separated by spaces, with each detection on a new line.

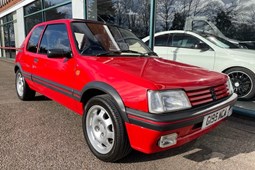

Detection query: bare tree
xmin=157 ymin=0 xmax=175 ymax=31
xmin=113 ymin=1 xmax=125 ymax=26
xmin=180 ymin=0 xmax=204 ymax=17
xmin=137 ymin=0 xmax=150 ymax=37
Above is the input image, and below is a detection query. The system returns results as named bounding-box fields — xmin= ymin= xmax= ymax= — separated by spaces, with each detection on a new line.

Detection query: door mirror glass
xmin=195 ymin=42 xmax=210 ymax=51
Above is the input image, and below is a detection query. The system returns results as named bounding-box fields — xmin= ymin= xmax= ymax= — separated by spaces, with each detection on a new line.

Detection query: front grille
xmin=186 ymin=83 xmax=229 ymax=107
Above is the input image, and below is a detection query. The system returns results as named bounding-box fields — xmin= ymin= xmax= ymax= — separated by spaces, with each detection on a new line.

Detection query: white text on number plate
xmin=202 ymin=106 xmax=230 ymax=129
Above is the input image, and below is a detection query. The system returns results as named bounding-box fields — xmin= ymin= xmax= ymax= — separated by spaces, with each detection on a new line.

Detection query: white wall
xmin=16 ymin=7 xmax=25 ymax=47
xmin=0 ymin=0 xmax=35 ymax=18
xmin=72 ymin=0 xmax=85 ymax=19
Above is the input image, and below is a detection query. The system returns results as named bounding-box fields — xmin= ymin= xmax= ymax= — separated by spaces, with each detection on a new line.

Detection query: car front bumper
xmin=125 ymin=93 xmax=238 ymax=154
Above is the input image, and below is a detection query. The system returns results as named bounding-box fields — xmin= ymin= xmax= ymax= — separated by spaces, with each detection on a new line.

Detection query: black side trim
xmin=17 ymin=69 xmax=127 ymax=122
xmin=32 ymin=74 xmax=81 ymax=101
xmin=15 ymin=66 xmax=127 ymax=122
xmin=129 ymin=114 xmax=205 ymax=131
xmin=23 ymin=72 xmax=32 ymax=80
xmin=127 ymin=93 xmax=237 ymax=131
xmin=16 ymin=67 xmax=81 ymax=101
xmin=81 ymin=81 xmax=128 ymax=122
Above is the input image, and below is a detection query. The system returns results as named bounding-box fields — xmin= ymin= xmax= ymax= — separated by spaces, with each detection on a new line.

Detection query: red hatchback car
xmin=15 ymin=19 xmax=237 ymax=162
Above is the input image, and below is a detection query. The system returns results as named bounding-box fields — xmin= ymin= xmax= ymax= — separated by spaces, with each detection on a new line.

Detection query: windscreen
xmin=71 ymin=22 xmax=152 ymax=56
xmin=202 ymin=35 xmax=240 ymax=49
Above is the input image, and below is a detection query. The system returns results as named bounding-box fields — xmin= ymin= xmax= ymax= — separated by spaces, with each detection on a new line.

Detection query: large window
xmin=24 ymin=0 xmax=72 ymax=35
xmin=1 ymin=13 xmax=16 ymax=58
xmin=172 ymin=34 xmax=200 ymax=48
xmin=87 ymin=0 xmax=151 ymax=38
xmin=154 ymin=0 xmax=255 ymax=45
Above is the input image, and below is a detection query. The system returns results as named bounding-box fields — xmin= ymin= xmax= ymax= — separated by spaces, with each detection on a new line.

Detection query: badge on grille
xmin=210 ymin=88 xmax=217 ymax=100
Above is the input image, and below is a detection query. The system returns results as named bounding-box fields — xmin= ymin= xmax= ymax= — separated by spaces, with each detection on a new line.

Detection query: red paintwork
xmin=15 ymin=19 xmax=235 ymax=154
xmin=125 ymin=120 xmax=224 ymax=154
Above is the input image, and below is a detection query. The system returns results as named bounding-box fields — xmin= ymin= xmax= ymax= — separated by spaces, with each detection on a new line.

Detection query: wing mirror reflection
xmin=47 ymin=49 xmax=72 ymax=58
xmin=195 ymin=42 xmax=210 ymax=51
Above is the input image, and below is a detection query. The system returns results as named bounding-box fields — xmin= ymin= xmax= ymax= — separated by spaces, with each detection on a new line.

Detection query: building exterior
xmin=0 ymin=0 xmax=84 ymax=59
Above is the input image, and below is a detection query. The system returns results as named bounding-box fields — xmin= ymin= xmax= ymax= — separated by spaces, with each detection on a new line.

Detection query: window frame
xmin=171 ymin=33 xmax=202 ymax=49
xmin=24 ymin=0 xmax=72 ymax=35
xmin=26 ymin=25 xmax=45 ymax=53
xmin=38 ymin=23 xmax=71 ymax=55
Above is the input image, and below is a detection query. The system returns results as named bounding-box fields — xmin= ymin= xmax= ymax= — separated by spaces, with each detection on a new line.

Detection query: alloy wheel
xmin=16 ymin=72 xmax=25 ymax=97
xmin=86 ymin=105 xmax=115 ymax=154
xmin=228 ymin=71 xmax=253 ymax=98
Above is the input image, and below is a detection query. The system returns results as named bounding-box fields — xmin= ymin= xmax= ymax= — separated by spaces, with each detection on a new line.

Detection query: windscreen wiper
xmin=96 ymin=51 xmax=122 ymax=56
xmin=119 ymin=50 xmax=143 ymax=55
xmin=142 ymin=51 xmax=158 ymax=56
xmin=96 ymin=50 xmax=158 ymax=57
xmin=121 ymin=50 xmax=158 ymax=57
xmin=97 ymin=50 xmax=142 ymax=56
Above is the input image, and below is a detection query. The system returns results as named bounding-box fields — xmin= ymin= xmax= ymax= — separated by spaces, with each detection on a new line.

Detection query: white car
xmin=143 ymin=30 xmax=255 ymax=100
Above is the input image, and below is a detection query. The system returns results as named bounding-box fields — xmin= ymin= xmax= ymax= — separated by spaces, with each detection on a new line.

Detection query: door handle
xmin=34 ymin=58 xmax=39 ymax=63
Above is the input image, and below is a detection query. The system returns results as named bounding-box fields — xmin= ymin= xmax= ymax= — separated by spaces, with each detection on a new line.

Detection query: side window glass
xmin=172 ymin=34 xmax=184 ymax=47
xmin=172 ymin=34 xmax=200 ymax=48
xmin=155 ymin=34 xmax=172 ymax=46
xmin=39 ymin=24 xmax=70 ymax=54
xmin=182 ymin=35 xmax=200 ymax=48
xmin=27 ymin=26 xmax=44 ymax=53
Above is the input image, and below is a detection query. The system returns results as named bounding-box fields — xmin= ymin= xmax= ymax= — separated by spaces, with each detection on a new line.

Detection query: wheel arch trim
xmin=80 ymin=81 xmax=128 ymax=122
xmin=14 ymin=63 xmax=22 ymax=73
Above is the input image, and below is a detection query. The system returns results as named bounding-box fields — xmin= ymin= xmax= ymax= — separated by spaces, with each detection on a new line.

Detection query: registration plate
xmin=202 ymin=106 xmax=231 ymax=129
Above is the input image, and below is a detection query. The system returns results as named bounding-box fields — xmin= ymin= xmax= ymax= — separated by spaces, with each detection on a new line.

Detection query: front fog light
xmin=158 ymin=133 xmax=178 ymax=148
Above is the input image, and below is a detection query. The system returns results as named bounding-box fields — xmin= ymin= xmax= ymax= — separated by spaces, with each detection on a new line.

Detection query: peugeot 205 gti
xmin=15 ymin=19 xmax=237 ymax=162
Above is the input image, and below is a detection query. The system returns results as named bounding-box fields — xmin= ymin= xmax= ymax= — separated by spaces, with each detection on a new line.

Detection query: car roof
xmin=151 ymin=30 xmax=217 ymax=38
xmin=33 ymin=18 xmax=124 ymax=28
xmin=142 ymin=30 xmax=197 ymax=41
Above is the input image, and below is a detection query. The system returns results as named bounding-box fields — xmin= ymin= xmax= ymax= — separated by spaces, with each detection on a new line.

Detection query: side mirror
xmin=195 ymin=42 xmax=210 ymax=51
xmin=47 ymin=49 xmax=72 ymax=58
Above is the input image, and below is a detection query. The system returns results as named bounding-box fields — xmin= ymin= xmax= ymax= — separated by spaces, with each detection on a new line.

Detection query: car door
xmin=21 ymin=25 xmax=45 ymax=89
xmin=32 ymin=23 xmax=77 ymax=107
xmin=169 ymin=33 xmax=216 ymax=70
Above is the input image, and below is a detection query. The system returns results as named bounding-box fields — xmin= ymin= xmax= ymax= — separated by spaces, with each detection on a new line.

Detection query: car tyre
xmin=82 ymin=94 xmax=132 ymax=162
xmin=225 ymin=67 xmax=255 ymax=99
xmin=15 ymin=70 xmax=36 ymax=100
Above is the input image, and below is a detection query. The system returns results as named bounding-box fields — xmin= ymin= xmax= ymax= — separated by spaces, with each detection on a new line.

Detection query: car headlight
xmin=148 ymin=90 xmax=191 ymax=113
xmin=227 ymin=76 xmax=234 ymax=95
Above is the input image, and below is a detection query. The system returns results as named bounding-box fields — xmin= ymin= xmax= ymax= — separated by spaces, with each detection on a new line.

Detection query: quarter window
xmin=27 ymin=26 xmax=44 ymax=53
xmin=39 ymin=24 xmax=71 ymax=54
